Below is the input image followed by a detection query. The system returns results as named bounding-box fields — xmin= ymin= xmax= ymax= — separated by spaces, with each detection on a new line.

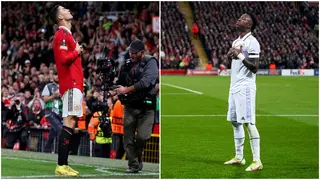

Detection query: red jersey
xmin=53 ymin=26 xmax=83 ymax=96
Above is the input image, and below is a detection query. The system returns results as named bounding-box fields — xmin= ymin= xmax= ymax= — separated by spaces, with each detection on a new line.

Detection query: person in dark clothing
xmin=111 ymin=39 xmax=158 ymax=173
xmin=2 ymin=102 xmax=9 ymax=132
xmin=4 ymin=97 xmax=30 ymax=150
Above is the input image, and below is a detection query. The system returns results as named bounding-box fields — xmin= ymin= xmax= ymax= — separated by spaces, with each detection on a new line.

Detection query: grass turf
xmin=161 ymin=76 xmax=318 ymax=179
xmin=1 ymin=149 xmax=159 ymax=179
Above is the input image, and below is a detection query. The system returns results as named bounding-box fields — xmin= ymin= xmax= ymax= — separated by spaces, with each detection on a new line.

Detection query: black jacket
xmin=117 ymin=55 xmax=159 ymax=103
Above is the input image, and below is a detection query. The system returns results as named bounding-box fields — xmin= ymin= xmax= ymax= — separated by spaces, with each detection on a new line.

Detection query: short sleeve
xmin=248 ymin=39 xmax=260 ymax=59
xmin=42 ymin=84 xmax=51 ymax=96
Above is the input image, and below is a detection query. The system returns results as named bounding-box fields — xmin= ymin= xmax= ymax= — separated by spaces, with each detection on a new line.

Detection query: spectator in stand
xmin=24 ymin=90 xmax=33 ymax=105
xmin=192 ymin=22 xmax=199 ymax=39
xmin=1 ymin=1 xmax=159 ymax=154
xmin=206 ymin=61 xmax=213 ymax=70
xmin=2 ymin=87 xmax=11 ymax=109
xmin=27 ymin=98 xmax=45 ymax=129
xmin=190 ymin=1 xmax=318 ymax=69
xmin=161 ymin=2 xmax=199 ymax=69
xmin=269 ymin=61 xmax=276 ymax=70
xmin=27 ymin=98 xmax=45 ymax=151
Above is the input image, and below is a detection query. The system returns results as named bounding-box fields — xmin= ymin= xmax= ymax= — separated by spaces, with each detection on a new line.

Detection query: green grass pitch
xmin=161 ymin=76 xmax=318 ymax=179
xmin=1 ymin=149 xmax=159 ymax=179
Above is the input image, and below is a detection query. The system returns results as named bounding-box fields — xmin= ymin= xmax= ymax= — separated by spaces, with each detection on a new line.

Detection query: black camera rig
xmin=91 ymin=57 xmax=116 ymax=138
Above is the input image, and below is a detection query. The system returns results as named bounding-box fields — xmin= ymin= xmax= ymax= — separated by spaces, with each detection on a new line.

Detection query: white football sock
xmin=232 ymin=121 xmax=245 ymax=159
xmin=246 ymin=123 xmax=260 ymax=162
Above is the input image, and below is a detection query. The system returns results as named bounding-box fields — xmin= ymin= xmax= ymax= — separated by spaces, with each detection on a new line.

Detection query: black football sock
xmin=58 ymin=126 xmax=73 ymax=166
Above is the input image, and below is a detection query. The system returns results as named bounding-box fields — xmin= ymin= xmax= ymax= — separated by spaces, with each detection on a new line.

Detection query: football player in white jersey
xmin=224 ymin=13 xmax=263 ymax=171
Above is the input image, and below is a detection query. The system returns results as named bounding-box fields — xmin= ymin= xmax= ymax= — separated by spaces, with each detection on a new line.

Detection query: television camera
xmin=91 ymin=57 xmax=116 ymax=138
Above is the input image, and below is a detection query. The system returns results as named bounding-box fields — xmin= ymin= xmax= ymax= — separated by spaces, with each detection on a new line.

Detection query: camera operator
xmin=4 ymin=97 xmax=29 ymax=150
xmin=110 ymin=39 xmax=159 ymax=173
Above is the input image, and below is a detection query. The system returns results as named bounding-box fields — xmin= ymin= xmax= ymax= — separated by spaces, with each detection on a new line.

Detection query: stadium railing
xmin=144 ymin=134 xmax=159 ymax=163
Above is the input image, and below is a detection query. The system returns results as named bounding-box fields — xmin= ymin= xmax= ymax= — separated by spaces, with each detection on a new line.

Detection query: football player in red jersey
xmin=48 ymin=5 xmax=84 ymax=176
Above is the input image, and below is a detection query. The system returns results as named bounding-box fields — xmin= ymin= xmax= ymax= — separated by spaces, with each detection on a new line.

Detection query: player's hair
xmin=247 ymin=13 xmax=257 ymax=32
xmin=47 ymin=5 xmax=60 ymax=25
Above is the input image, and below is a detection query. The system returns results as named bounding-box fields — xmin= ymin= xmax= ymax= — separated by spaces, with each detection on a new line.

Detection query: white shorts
xmin=227 ymin=87 xmax=256 ymax=124
xmin=62 ymin=88 xmax=83 ymax=118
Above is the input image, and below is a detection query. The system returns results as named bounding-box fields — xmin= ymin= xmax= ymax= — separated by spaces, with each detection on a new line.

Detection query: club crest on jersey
xmin=74 ymin=105 xmax=79 ymax=111
xmin=60 ymin=39 xmax=68 ymax=50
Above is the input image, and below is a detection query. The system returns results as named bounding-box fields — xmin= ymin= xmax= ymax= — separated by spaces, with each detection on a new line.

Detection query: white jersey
xmin=230 ymin=32 xmax=260 ymax=93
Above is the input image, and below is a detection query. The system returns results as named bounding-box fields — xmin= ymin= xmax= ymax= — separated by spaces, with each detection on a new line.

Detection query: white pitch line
xmin=162 ymin=83 xmax=203 ymax=95
xmin=2 ymin=171 xmax=158 ymax=179
xmin=162 ymin=93 xmax=193 ymax=95
xmin=2 ymin=174 xmax=109 ymax=179
xmin=2 ymin=157 xmax=158 ymax=178
xmin=2 ymin=157 xmax=94 ymax=168
xmin=162 ymin=114 xmax=318 ymax=117
xmin=95 ymin=167 xmax=159 ymax=176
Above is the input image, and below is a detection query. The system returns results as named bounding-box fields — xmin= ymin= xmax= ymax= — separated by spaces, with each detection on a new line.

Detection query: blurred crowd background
xmin=161 ymin=1 xmax=319 ymax=70
xmin=161 ymin=2 xmax=200 ymax=69
xmin=1 ymin=2 xmax=159 ymax=152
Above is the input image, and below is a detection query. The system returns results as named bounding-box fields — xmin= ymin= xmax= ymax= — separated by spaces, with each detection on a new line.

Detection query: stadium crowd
xmin=161 ymin=2 xmax=200 ymax=69
xmin=1 ymin=2 xmax=159 ymax=153
xmin=190 ymin=1 xmax=319 ymax=69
